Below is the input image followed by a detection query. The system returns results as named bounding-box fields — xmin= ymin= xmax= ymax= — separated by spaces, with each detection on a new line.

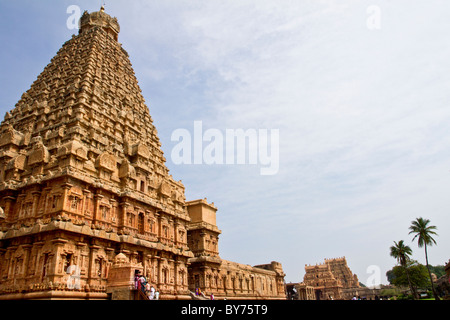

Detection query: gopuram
xmin=296 ymin=257 xmax=360 ymax=300
xmin=0 ymin=7 xmax=285 ymax=300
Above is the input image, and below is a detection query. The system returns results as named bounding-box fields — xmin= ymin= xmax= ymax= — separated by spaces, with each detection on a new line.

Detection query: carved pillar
xmin=5 ymin=247 xmax=16 ymax=279
xmin=110 ymin=199 xmax=117 ymax=226
xmin=168 ymin=258 xmax=175 ymax=292
xmin=150 ymin=253 xmax=158 ymax=285
xmin=40 ymin=187 xmax=52 ymax=217
xmin=45 ymin=252 xmax=56 ymax=281
xmin=145 ymin=209 xmax=151 ymax=236
xmin=76 ymin=242 xmax=88 ymax=278
xmin=3 ymin=196 xmax=16 ymax=222
xmin=22 ymin=244 xmax=33 ymax=278
xmin=119 ymin=201 xmax=129 ymax=232
xmin=61 ymin=182 xmax=73 ymax=213
xmin=31 ymin=191 xmax=41 ymax=218
xmin=174 ymin=258 xmax=183 ymax=293
xmin=155 ymin=211 xmax=162 ymax=242
xmin=174 ymin=218 xmax=179 ymax=245
xmin=88 ymin=244 xmax=101 ymax=286
xmin=155 ymin=254 xmax=161 ymax=288
xmin=51 ymin=238 xmax=68 ymax=285
xmin=16 ymin=194 xmax=25 ymax=219
xmin=199 ymin=231 xmax=207 ymax=252
xmin=0 ymin=248 xmax=6 ymax=279
xmin=82 ymin=189 xmax=91 ymax=218
xmin=105 ymin=247 xmax=114 ymax=279
xmin=144 ymin=253 xmax=152 ymax=280
xmin=32 ymin=241 xmax=44 ymax=278
xmin=93 ymin=192 xmax=104 ymax=223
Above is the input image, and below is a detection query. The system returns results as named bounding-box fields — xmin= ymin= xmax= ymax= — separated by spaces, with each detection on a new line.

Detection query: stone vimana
xmin=0 ymin=7 xmax=285 ymax=300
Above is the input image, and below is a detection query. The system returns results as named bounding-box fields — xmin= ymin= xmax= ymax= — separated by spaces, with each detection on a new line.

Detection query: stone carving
xmin=159 ymin=181 xmax=171 ymax=197
xmin=118 ymin=159 xmax=136 ymax=179
xmin=96 ymin=152 xmax=116 ymax=172
xmin=0 ymin=125 xmax=23 ymax=147
xmin=27 ymin=141 xmax=50 ymax=166
xmin=114 ymin=253 xmax=129 ymax=265
xmin=132 ymin=142 xmax=150 ymax=159
xmin=6 ymin=155 xmax=26 ymax=171
xmin=58 ymin=140 xmax=88 ymax=160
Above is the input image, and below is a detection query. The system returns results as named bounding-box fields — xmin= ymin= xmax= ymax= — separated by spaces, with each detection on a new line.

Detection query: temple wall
xmin=188 ymin=259 xmax=285 ymax=300
xmin=0 ymin=220 xmax=192 ymax=299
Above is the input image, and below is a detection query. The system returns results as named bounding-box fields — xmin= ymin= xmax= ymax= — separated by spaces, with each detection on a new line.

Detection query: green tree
xmin=389 ymin=240 xmax=417 ymax=299
xmin=390 ymin=262 xmax=429 ymax=288
xmin=428 ymin=265 xmax=445 ymax=279
xmin=380 ymin=287 xmax=401 ymax=298
xmin=409 ymin=217 xmax=439 ymax=300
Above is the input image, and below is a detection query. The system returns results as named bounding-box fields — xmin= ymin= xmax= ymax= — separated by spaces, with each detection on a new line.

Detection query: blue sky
xmin=1 ymin=0 xmax=450 ymax=285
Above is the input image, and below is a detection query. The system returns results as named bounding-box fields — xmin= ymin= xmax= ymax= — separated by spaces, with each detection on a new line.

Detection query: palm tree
xmin=390 ymin=240 xmax=417 ymax=299
xmin=409 ymin=217 xmax=439 ymax=300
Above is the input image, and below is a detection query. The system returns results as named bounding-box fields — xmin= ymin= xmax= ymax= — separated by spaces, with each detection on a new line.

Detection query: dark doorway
xmin=315 ymin=289 xmax=322 ymax=300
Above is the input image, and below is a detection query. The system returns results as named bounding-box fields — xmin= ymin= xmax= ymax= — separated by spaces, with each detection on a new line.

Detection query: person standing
xmin=138 ymin=275 xmax=147 ymax=295
xmin=145 ymin=282 xmax=151 ymax=297
xmin=134 ymin=273 xmax=139 ymax=290
xmin=148 ymin=286 xmax=155 ymax=300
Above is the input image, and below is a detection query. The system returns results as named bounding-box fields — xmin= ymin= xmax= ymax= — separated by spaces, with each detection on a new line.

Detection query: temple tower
xmin=0 ymin=7 xmax=192 ymax=300
xmin=0 ymin=7 xmax=286 ymax=300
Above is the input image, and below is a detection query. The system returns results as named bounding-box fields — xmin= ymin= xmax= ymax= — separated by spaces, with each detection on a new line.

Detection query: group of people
xmin=195 ymin=288 xmax=215 ymax=300
xmin=135 ymin=272 xmax=160 ymax=300
xmin=351 ymin=295 xmax=383 ymax=300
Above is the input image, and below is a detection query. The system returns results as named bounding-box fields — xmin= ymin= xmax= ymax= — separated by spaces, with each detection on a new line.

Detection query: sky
xmin=1 ymin=0 xmax=449 ymax=286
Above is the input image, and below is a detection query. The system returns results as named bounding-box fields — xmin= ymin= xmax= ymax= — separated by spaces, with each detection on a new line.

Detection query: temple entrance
xmin=315 ymin=289 xmax=322 ymax=300
xmin=194 ymin=274 xmax=200 ymax=289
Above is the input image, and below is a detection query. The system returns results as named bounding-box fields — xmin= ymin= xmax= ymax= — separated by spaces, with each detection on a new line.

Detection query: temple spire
xmin=79 ymin=6 xmax=120 ymax=41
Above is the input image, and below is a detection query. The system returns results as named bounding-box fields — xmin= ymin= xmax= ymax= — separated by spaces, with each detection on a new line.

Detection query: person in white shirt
xmin=149 ymin=286 xmax=155 ymax=300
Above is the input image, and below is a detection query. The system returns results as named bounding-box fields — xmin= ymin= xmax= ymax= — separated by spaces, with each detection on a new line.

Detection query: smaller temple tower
xmin=302 ymin=262 xmax=343 ymax=300
xmin=185 ymin=199 xmax=285 ymax=300
xmin=298 ymin=257 xmax=360 ymax=300
xmin=325 ymin=257 xmax=360 ymax=289
xmin=186 ymin=199 xmax=221 ymax=260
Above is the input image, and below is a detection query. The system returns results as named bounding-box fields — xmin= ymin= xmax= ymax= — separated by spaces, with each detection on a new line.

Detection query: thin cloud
xmin=1 ymin=0 xmax=449 ymax=284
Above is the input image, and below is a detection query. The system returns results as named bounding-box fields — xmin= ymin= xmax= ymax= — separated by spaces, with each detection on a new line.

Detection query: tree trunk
xmin=404 ymin=267 xmax=417 ymax=300
xmin=424 ymin=243 xmax=440 ymax=300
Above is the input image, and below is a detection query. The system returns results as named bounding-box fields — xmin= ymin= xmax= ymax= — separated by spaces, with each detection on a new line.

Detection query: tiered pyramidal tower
xmin=0 ymin=7 xmax=192 ymax=299
xmin=0 ymin=7 xmax=286 ymax=300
